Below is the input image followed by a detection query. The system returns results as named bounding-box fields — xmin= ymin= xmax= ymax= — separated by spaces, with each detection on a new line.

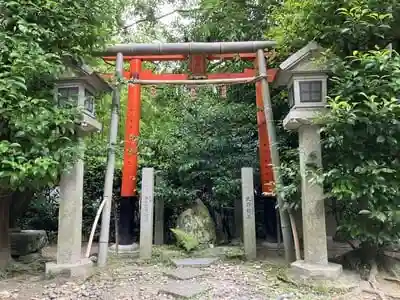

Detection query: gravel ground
xmin=0 ymin=255 xmax=345 ymax=300
xmin=3 ymin=243 xmax=397 ymax=300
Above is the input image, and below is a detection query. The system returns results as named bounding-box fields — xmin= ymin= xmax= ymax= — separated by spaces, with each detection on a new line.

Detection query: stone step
xmin=159 ymin=281 xmax=210 ymax=299
xmin=170 ymin=257 xmax=219 ymax=268
xmin=164 ymin=267 xmax=208 ymax=280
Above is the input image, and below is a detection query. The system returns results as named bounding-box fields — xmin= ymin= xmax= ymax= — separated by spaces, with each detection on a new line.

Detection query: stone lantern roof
xmin=58 ymin=57 xmax=112 ymax=93
xmin=275 ymin=41 xmax=328 ymax=87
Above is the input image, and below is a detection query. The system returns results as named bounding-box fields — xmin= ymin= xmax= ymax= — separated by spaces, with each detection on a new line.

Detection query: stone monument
xmin=280 ymin=42 xmax=342 ymax=279
xmin=139 ymin=168 xmax=155 ymax=259
xmin=241 ymin=167 xmax=256 ymax=260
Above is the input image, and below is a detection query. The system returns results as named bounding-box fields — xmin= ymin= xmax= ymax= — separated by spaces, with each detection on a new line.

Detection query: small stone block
xmin=164 ymin=267 xmax=208 ymax=280
xmin=291 ymin=260 xmax=343 ymax=280
xmin=109 ymin=243 xmax=139 ymax=257
xmin=45 ymin=258 xmax=93 ymax=279
xmin=159 ymin=282 xmax=209 ymax=298
xmin=171 ymin=257 xmax=219 ymax=268
xmin=109 ymin=243 xmax=138 ymax=252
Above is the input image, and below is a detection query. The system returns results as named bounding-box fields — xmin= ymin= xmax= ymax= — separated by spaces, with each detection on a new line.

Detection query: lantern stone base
xmin=290 ymin=260 xmax=342 ymax=280
xmin=45 ymin=258 xmax=93 ymax=279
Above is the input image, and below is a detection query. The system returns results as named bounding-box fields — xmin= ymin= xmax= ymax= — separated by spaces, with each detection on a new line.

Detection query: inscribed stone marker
xmin=139 ymin=168 xmax=154 ymax=259
xmin=241 ymin=167 xmax=256 ymax=260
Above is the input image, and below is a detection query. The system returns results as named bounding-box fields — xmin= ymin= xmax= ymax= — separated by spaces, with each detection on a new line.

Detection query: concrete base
xmin=45 ymin=258 xmax=93 ymax=279
xmin=109 ymin=243 xmax=138 ymax=253
xmin=290 ymin=260 xmax=342 ymax=280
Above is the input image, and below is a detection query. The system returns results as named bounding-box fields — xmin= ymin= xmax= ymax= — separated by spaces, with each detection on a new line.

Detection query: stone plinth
xmin=241 ymin=167 xmax=256 ymax=260
xmin=45 ymin=258 xmax=93 ymax=279
xmin=291 ymin=260 xmax=343 ymax=280
xmin=139 ymin=168 xmax=154 ymax=259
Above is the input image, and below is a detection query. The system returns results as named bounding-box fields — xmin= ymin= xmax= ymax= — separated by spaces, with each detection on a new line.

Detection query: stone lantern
xmin=278 ymin=42 xmax=342 ymax=279
xmin=45 ymin=60 xmax=111 ymax=278
xmin=54 ymin=61 xmax=109 ymax=132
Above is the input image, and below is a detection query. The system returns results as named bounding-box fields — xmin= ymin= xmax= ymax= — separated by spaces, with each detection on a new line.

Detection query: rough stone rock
xmin=176 ymin=199 xmax=216 ymax=245
xmin=194 ymin=246 xmax=245 ymax=259
xmin=16 ymin=252 xmax=42 ymax=264
xmin=10 ymin=230 xmax=48 ymax=256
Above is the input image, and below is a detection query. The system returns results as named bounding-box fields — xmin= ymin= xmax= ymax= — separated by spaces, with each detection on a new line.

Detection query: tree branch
xmin=122 ymin=9 xmax=196 ymax=30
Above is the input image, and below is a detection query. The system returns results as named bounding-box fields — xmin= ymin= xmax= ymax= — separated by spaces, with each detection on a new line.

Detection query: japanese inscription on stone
xmin=245 ymin=196 xmax=253 ymax=219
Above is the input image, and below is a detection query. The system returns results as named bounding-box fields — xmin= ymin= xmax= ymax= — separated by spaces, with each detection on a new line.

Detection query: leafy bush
xmin=170 ymin=228 xmax=200 ymax=252
xmin=319 ymin=50 xmax=400 ymax=250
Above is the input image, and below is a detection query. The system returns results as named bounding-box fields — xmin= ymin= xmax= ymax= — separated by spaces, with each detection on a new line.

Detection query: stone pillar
xmin=154 ymin=197 xmax=164 ymax=245
xmin=299 ymin=125 xmax=327 ymax=264
xmin=290 ymin=125 xmax=342 ymax=279
xmin=139 ymin=168 xmax=154 ymax=259
xmin=56 ymin=158 xmax=84 ymax=265
xmin=241 ymin=168 xmax=256 ymax=260
xmin=45 ymin=150 xmax=93 ymax=278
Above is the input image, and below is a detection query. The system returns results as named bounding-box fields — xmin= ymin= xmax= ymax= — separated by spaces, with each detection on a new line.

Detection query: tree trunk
xmin=0 ymin=192 xmax=12 ymax=269
xmin=9 ymin=190 xmax=34 ymax=228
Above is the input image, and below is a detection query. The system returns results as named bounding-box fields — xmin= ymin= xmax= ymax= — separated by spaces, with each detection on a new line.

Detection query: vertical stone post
xmin=241 ymin=167 xmax=256 ymax=260
xmin=139 ymin=168 xmax=154 ymax=259
xmin=56 ymin=157 xmax=84 ymax=265
xmin=290 ymin=125 xmax=342 ymax=279
xmin=298 ymin=125 xmax=327 ymax=265
xmin=154 ymin=197 xmax=164 ymax=245
xmin=46 ymin=141 xmax=93 ymax=278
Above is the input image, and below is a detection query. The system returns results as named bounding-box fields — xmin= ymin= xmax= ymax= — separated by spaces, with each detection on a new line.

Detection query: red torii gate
xmin=102 ymin=52 xmax=278 ymax=197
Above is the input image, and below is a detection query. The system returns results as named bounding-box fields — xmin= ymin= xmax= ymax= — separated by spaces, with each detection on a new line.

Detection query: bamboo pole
xmin=256 ymin=49 xmax=295 ymax=264
xmin=97 ymin=52 xmax=123 ymax=267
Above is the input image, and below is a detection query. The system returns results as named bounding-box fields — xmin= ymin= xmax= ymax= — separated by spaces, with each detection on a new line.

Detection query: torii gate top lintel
xmin=96 ymin=41 xmax=277 ymax=56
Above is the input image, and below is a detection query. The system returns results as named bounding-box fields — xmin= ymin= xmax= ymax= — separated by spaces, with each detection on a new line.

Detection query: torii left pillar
xmin=111 ymin=59 xmax=142 ymax=252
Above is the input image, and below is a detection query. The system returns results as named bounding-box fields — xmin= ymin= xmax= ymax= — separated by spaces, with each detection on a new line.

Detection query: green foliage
xmin=0 ymin=0 xmax=123 ymax=192
xmin=318 ymin=50 xmax=400 ymax=246
xmin=170 ymin=228 xmax=199 ymax=252
xmin=268 ymin=0 xmax=400 ymax=250
xmin=139 ymin=86 xmax=259 ymax=209
xmin=275 ymin=150 xmax=301 ymax=212
xmin=268 ymin=0 xmax=400 ymax=55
